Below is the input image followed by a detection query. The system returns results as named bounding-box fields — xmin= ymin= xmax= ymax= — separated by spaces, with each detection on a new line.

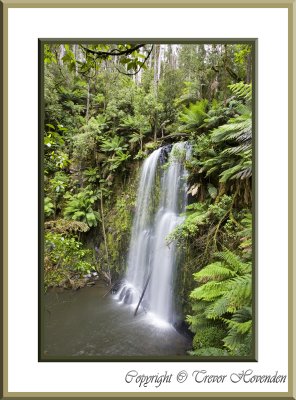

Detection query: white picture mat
xmin=7 ymin=7 xmax=288 ymax=394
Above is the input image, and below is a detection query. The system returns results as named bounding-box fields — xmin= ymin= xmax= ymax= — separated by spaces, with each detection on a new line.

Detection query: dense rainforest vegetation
xmin=43 ymin=42 xmax=253 ymax=357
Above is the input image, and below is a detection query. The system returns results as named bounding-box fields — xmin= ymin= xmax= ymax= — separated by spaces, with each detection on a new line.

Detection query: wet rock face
xmin=123 ymin=288 xmax=133 ymax=304
xmin=119 ymin=286 xmax=127 ymax=301
xmin=159 ymin=144 xmax=172 ymax=164
xmin=111 ymin=279 xmax=124 ymax=294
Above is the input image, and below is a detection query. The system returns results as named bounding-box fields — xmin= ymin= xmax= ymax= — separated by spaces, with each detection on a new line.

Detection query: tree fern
xmin=190 ymin=280 xmax=230 ymax=301
xmin=239 ymin=212 xmax=252 ymax=257
xmin=193 ymin=262 xmax=237 ymax=283
xmin=188 ymin=248 xmax=252 ymax=356
xmin=223 ymin=274 xmax=252 ymax=310
xmin=222 ymin=308 xmax=252 ymax=354
xmin=179 ymin=99 xmax=209 ymax=131
xmin=223 ymin=318 xmax=252 ymax=335
xmin=228 ymin=82 xmax=252 ymax=102
xmin=214 ymin=249 xmax=251 ymax=274
xmin=205 ymin=296 xmax=230 ymax=319
xmin=197 ymin=82 xmax=252 ymax=184
xmin=211 ymin=114 xmax=251 ymax=145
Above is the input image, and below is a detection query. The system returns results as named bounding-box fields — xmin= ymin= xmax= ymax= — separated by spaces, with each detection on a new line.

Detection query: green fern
xmin=205 ymin=296 xmax=230 ymax=319
xmin=228 ymin=82 xmax=252 ymax=102
xmin=193 ymin=262 xmax=237 ymax=283
xmin=188 ymin=248 xmax=252 ymax=357
xmin=63 ymin=188 xmax=100 ymax=227
xmin=215 ymin=249 xmax=251 ymax=273
xmin=197 ymin=82 xmax=252 ymax=184
xmin=211 ymin=114 xmax=251 ymax=145
xmin=190 ymin=280 xmax=230 ymax=301
xmin=179 ymin=99 xmax=209 ymax=131
xmin=44 ymin=197 xmax=55 ymax=217
xmin=207 ymin=183 xmax=218 ymax=199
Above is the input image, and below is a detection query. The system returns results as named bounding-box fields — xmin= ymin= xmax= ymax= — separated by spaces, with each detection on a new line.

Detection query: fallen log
xmin=102 ymin=279 xmax=122 ymax=297
xmin=134 ymin=271 xmax=152 ymax=317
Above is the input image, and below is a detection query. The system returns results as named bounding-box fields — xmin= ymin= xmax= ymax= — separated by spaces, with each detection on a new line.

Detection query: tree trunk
xmin=153 ymin=45 xmax=161 ymax=142
xmin=246 ymin=51 xmax=252 ymax=83
xmin=223 ymin=44 xmax=228 ymax=105
xmin=73 ymin=44 xmax=78 ymax=76
xmin=157 ymin=45 xmax=162 ymax=81
xmin=153 ymin=45 xmax=160 ymax=92
xmin=58 ymin=44 xmax=65 ymax=66
xmin=86 ymin=79 xmax=90 ymax=121
xmin=100 ymin=193 xmax=112 ymax=285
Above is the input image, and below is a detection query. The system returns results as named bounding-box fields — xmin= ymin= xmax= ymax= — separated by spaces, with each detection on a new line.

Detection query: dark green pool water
xmin=43 ymin=282 xmax=191 ymax=358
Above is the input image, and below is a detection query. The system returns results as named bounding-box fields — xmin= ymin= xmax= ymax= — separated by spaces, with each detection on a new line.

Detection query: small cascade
xmin=116 ymin=142 xmax=191 ymax=325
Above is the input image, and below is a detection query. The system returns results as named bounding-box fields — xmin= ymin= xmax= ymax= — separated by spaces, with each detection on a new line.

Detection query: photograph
xmin=40 ymin=41 xmax=254 ymax=360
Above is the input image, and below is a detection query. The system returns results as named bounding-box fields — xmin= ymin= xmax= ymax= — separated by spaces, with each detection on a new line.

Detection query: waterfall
xmin=116 ymin=142 xmax=191 ymax=325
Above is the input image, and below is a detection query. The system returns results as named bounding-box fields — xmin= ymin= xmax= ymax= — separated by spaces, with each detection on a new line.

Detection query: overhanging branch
xmin=81 ymin=44 xmax=145 ymax=58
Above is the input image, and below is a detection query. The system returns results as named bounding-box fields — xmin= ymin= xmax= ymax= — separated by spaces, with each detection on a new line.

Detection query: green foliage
xmin=44 ymin=197 xmax=54 ymax=217
xmin=44 ymin=124 xmax=70 ymax=173
xmin=44 ymin=232 xmax=93 ymax=288
xmin=179 ymin=99 xmax=208 ymax=131
xmin=167 ymin=202 xmax=209 ymax=244
xmin=189 ymin=347 xmax=229 ymax=356
xmin=83 ymin=167 xmax=101 ymax=184
xmin=44 ymin=44 xmax=57 ymax=64
xmin=208 ymin=195 xmax=232 ymax=218
xmin=192 ymin=325 xmax=227 ymax=350
xmin=44 ymin=124 xmax=66 ymax=148
xmin=100 ymin=135 xmax=128 ymax=153
xmin=207 ymin=183 xmax=217 ymax=199
xmin=187 ymin=248 xmax=252 ymax=356
xmin=72 ymin=117 xmax=103 ymax=163
xmin=95 ymin=176 xmax=137 ymax=277
xmin=44 ymin=219 xmax=89 ymax=234
xmin=228 ymin=82 xmax=252 ymax=102
xmin=195 ymin=83 xmax=252 ymax=184
xmin=63 ymin=188 xmax=100 ymax=227
xmin=239 ymin=212 xmax=252 ymax=257
xmin=43 ymin=43 xmax=253 ymax=358
xmin=49 ymin=171 xmax=69 ymax=194
xmin=74 ymin=43 xmax=153 ymax=76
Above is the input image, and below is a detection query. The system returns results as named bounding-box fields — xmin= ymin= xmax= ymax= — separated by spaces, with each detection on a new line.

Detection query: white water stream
xmin=116 ymin=142 xmax=191 ymax=325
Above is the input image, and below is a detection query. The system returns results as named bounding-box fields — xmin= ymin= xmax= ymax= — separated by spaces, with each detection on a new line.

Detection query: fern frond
xmin=223 ymin=318 xmax=252 ymax=335
xmin=207 ymin=183 xmax=218 ymax=199
xmin=204 ymin=296 xmax=230 ymax=319
xmin=223 ymin=330 xmax=247 ymax=351
xmin=193 ymin=262 xmax=237 ymax=283
xmin=214 ymin=249 xmax=250 ymax=273
xmin=224 ymin=274 xmax=252 ymax=310
xmin=229 ymin=82 xmax=252 ymax=102
xmin=179 ymin=99 xmax=209 ymax=130
xmin=211 ymin=114 xmax=251 ymax=144
xmin=190 ymin=280 xmax=229 ymax=301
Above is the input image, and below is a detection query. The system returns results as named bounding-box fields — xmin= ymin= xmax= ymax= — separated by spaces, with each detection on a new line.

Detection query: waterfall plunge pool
xmin=43 ymin=143 xmax=193 ymax=359
xmin=43 ymin=282 xmax=191 ymax=358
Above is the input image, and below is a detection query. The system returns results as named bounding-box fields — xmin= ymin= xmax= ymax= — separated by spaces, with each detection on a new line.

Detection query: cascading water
xmin=116 ymin=142 xmax=191 ymax=325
